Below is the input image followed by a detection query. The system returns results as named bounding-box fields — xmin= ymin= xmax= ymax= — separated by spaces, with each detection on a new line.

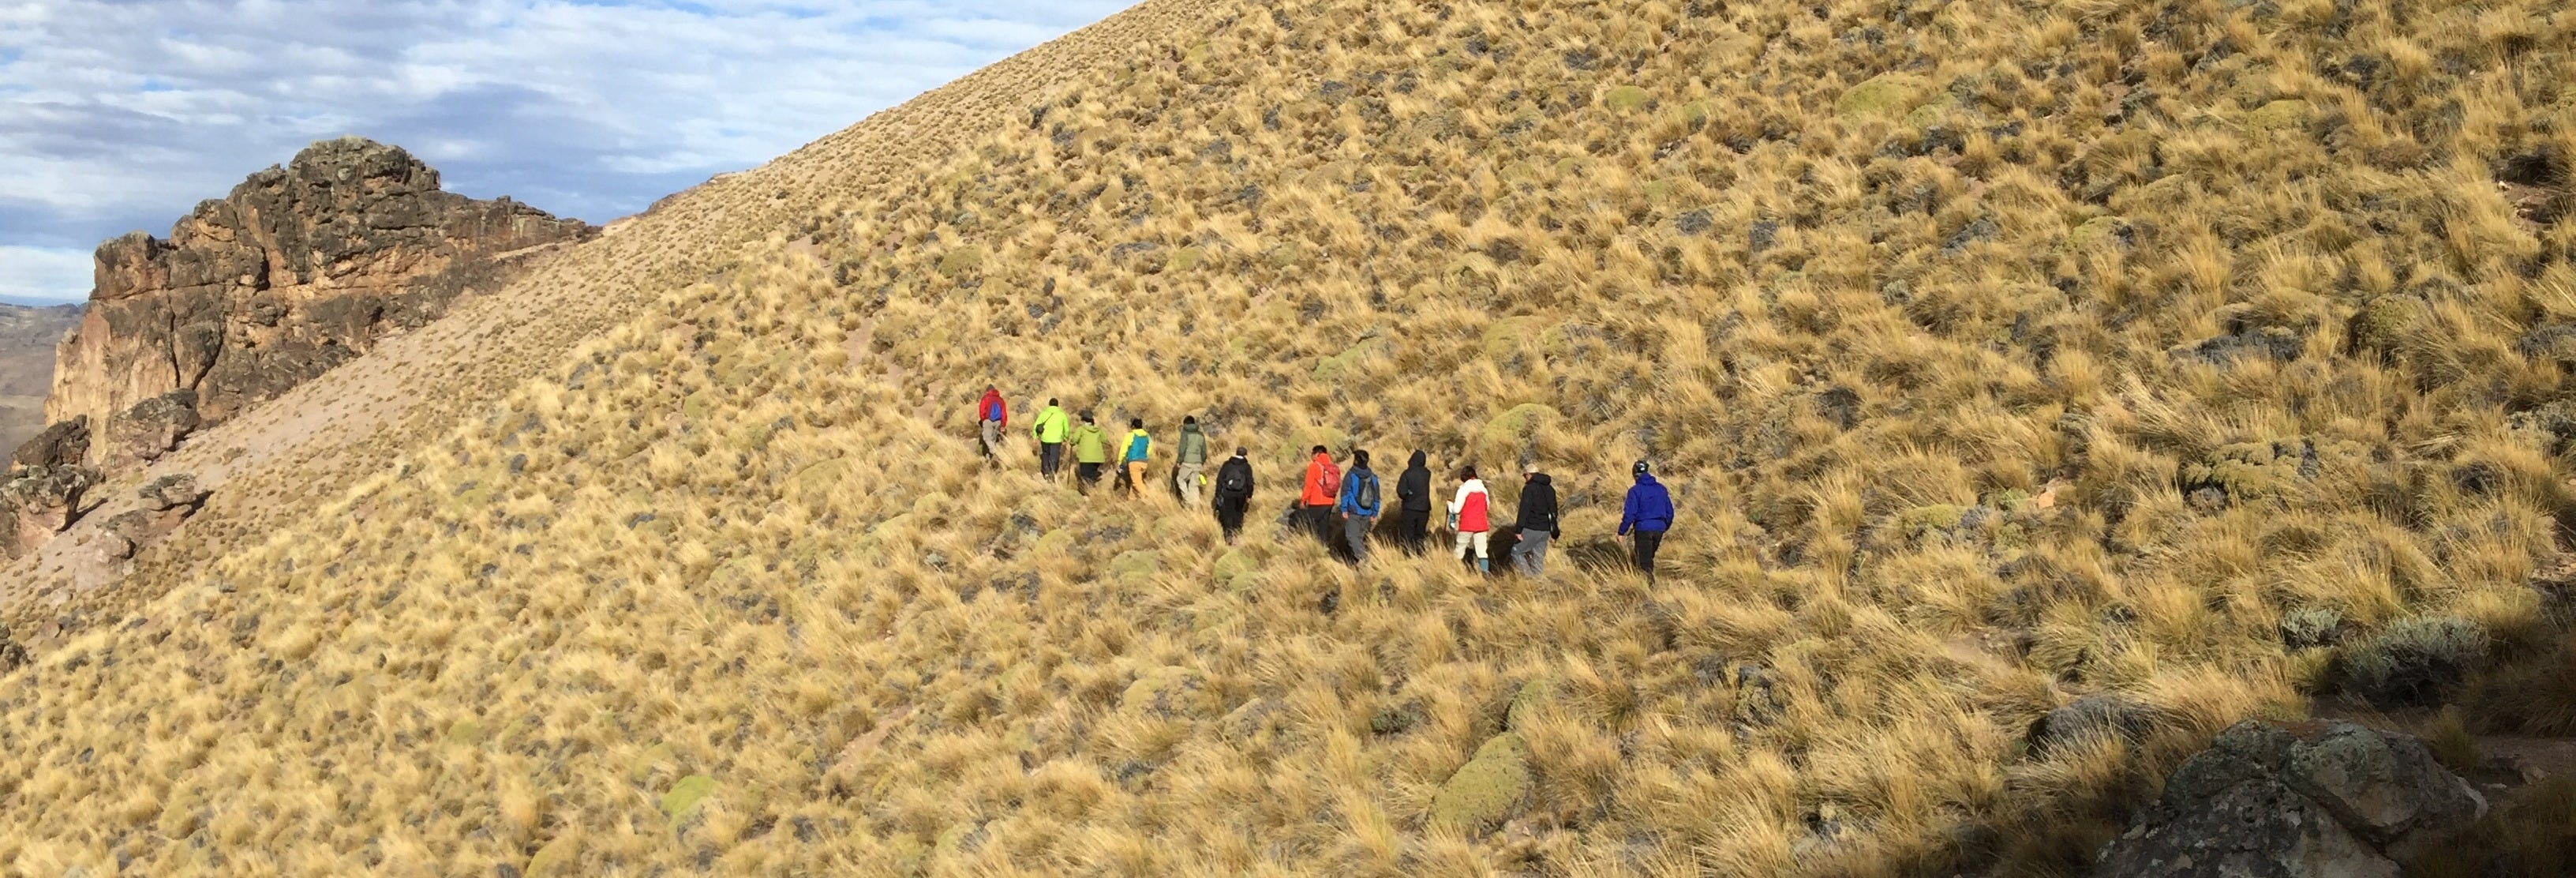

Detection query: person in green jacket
xmin=1030 ymin=398 xmax=1070 ymax=478
xmin=1173 ymin=416 xmax=1209 ymax=505
xmin=1068 ymin=413 xmax=1110 ymax=493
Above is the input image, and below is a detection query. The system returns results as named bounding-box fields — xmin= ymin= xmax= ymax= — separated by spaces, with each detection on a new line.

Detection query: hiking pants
xmin=1175 ymin=463 xmax=1203 ymax=505
xmin=1215 ymin=497 xmax=1249 ymax=542
xmin=1039 ymin=442 xmax=1064 ymax=476
xmin=1303 ymin=505 xmax=1336 ymax=548
xmin=979 ymin=419 xmax=1002 ymax=458
xmin=1344 ymin=515 xmax=1375 ymax=562
xmin=1453 ymin=530 xmax=1490 ymax=569
xmin=1125 ymin=461 xmax=1148 ymax=497
xmin=1395 ymin=508 xmax=1430 ymax=554
xmin=1511 ymin=531 xmax=1552 ymax=576
xmin=1633 ymin=530 xmax=1665 ymax=582
xmin=1076 ymin=462 xmax=1103 ymax=492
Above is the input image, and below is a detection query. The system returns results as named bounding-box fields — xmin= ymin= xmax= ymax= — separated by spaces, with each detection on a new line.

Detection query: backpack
xmin=1318 ymin=460 xmax=1342 ymax=497
xmin=1356 ymin=472 xmax=1380 ymax=512
xmin=1219 ymin=463 xmax=1252 ymax=495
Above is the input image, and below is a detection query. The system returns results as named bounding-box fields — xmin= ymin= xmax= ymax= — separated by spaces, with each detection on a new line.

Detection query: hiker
xmin=1619 ymin=460 xmax=1675 ymax=585
xmin=1299 ymin=445 xmax=1342 ymax=549
xmin=1120 ymin=418 xmax=1152 ymax=498
xmin=1174 ymin=416 xmax=1210 ymax=505
xmin=1069 ymin=413 xmax=1109 ymax=493
xmin=1394 ymin=449 xmax=1432 ymax=555
xmin=975 ymin=385 xmax=1009 ymax=460
xmin=1031 ymin=398 xmax=1070 ymax=477
xmin=1507 ymin=463 xmax=1560 ymax=576
xmin=1213 ymin=447 xmax=1254 ymax=542
xmin=1449 ymin=467 xmax=1492 ymax=573
xmin=1336 ymin=449 xmax=1382 ymax=562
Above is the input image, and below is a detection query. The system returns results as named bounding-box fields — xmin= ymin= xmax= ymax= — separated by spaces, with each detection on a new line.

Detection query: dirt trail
xmin=0 ymin=0 xmax=1228 ymax=646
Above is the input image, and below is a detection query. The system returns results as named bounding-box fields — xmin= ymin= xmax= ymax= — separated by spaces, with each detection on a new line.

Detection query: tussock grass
xmin=6 ymin=0 xmax=2576 ymax=874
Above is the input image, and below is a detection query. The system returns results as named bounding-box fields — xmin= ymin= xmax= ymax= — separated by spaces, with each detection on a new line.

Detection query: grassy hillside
xmin=7 ymin=0 xmax=2576 ymax=875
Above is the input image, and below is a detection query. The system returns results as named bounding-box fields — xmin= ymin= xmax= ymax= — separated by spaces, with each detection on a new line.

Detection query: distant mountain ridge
xmin=0 ymin=302 xmax=81 ymax=456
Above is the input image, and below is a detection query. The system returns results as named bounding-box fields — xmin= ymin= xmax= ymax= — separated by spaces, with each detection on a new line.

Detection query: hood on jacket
xmin=1182 ymin=422 xmax=1204 ymax=436
xmin=1407 ymin=450 xmax=1428 ymax=469
xmin=1527 ymin=473 xmax=1552 ymax=486
xmin=1634 ymin=472 xmax=1661 ymax=486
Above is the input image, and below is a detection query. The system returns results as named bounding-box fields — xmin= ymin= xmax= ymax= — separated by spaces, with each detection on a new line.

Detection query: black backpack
xmin=1219 ymin=462 xmax=1252 ymax=496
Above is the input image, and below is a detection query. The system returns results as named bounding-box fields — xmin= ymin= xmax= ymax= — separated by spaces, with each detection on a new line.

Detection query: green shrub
xmin=2342 ymin=615 xmax=2489 ymax=710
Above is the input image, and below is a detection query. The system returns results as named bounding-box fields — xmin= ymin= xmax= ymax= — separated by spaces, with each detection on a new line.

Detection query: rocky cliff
xmin=42 ymin=137 xmax=594 ymax=466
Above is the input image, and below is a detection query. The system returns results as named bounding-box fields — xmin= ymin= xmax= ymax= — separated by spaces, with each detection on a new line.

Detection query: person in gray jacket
xmin=1508 ymin=462 xmax=1560 ymax=576
xmin=1174 ymin=416 xmax=1210 ymax=505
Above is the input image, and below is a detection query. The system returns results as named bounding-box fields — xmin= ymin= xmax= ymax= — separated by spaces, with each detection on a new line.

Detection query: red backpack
xmin=1318 ymin=460 xmax=1342 ymax=497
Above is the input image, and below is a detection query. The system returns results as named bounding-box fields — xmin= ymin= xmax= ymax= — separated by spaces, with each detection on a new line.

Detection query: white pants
xmin=1174 ymin=463 xmax=1203 ymax=505
xmin=1452 ymin=530 xmax=1489 ymax=560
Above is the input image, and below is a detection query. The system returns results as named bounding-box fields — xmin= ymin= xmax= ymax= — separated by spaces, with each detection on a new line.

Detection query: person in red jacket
xmin=975 ymin=386 xmax=1008 ymax=461
xmin=1298 ymin=445 xmax=1341 ymax=549
xmin=1448 ymin=467 xmax=1492 ymax=573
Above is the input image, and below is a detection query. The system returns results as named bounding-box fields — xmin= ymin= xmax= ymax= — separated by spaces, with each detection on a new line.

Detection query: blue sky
xmin=0 ymin=0 xmax=1133 ymax=303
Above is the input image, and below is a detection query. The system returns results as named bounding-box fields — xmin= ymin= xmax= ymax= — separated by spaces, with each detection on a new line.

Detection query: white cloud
xmin=0 ymin=246 xmax=93 ymax=304
xmin=0 ymin=0 xmax=1136 ymax=301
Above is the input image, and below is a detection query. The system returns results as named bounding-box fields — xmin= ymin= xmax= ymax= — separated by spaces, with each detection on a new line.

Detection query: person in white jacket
xmin=1448 ymin=467 xmax=1493 ymax=574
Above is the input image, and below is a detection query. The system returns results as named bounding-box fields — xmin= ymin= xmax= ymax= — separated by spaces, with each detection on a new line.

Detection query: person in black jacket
xmin=1507 ymin=463 xmax=1560 ymax=576
xmin=1393 ymin=450 xmax=1434 ymax=555
xmin=1211 ymin=447 xmax=1256 ymax=543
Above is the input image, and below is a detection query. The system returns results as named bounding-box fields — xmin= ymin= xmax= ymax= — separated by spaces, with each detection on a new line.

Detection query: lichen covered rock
xmin=1429 ymin=732 xmax=1533 ymax=833
xmin=2097 ymin=719 xmax=2484 ymax=876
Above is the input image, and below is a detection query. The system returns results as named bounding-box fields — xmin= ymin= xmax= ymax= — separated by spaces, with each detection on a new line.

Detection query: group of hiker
xmin=976 ymin=388 xmax=1676 ymax=581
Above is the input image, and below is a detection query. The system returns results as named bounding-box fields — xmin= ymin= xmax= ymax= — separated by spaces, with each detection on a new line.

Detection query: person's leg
xmin=1077 ymin=462 xmax=1099 ymax=491
xmin=1040 ymin=443 xmax=1061 ymax=476
xmin=1473 ymin=531 xmax=1491 ymax=573
xmin=1526 ymin=532 xmax=1550 ymax=576
xmin=1453 ymin=528 xmax=1470 ymax=561
xmin=1344 ymin=515 xmax=1369 ymax=562
xmin=981 ymin=420 xmax=1000 ymax=458
xmin=1636 ymin=531 xmax=1662 ymax=583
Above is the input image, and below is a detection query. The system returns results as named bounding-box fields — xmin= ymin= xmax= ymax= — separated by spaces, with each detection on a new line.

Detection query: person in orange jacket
xmin=1298 ymin=445 xmax=1342 ymax=548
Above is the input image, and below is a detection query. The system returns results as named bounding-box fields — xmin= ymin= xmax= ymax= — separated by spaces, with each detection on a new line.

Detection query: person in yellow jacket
xmin=1118 ymin=418 xmax=1152 ymax=498
xmin=1068 ymin=413 xmax=1110 ymax=493
xmin=1030 ymin=398 xmax=1070 ymax=478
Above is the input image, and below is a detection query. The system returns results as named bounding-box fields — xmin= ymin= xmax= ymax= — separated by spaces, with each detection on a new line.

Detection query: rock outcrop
xmin=10 ymin=416 xmax=88 ymax=469
xmin=1 ymin=464 xmax=98 ymax=559
xmin=2097 ymin=719 xmax=2487 ymax=877
xmin=99 ymin=473 xmax=211 ymax=561
xmin=43 ymin=137 xmax=594 ymax=465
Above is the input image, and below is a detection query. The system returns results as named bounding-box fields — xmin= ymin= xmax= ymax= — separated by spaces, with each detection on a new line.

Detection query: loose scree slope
xmin=6 ymin=0 xmax=2576 ymax=875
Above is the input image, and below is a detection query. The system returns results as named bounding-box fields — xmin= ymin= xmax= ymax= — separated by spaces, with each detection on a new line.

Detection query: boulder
xmin=139 ymin=473 xmax=210 ymax=512
xmin=105 ymin=389 xmax=200 ymax=467
xmin=1429 ymin=732 xmax=1534 ymax=832
xmin=2097 ymin=719 xmax=2485 ymax=876
xmin=0 ymin=464 xmax=99 ymax=558
xmin=11 ymin=416 xmax=88 ymax=469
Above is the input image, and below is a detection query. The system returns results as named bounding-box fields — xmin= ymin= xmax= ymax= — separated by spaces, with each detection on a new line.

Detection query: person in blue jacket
xmin=1619 ymin=460 xmax=1675 ymax=584
xmin=1335 ymin=448 xmax=1382 ymax=563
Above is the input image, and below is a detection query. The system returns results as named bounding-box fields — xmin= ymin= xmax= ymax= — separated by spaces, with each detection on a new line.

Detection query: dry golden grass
xmin=6 ymin=0 xmax=2576 ymax=874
